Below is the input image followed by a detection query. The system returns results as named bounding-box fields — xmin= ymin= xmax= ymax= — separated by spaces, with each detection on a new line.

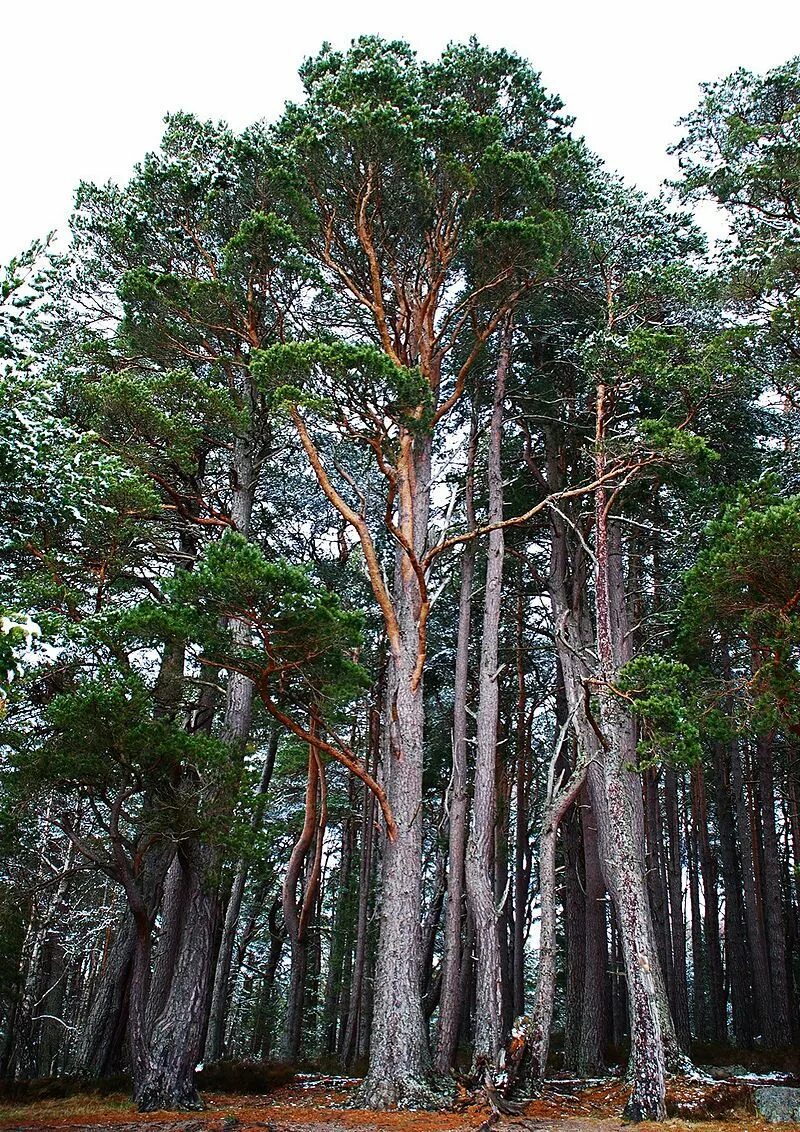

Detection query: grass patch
xmin=0 ymin=1093 xmax=134 ymax=1126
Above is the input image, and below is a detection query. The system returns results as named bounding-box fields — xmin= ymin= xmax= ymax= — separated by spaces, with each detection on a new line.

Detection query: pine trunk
xmin=358 ymin=431 xmax=435 ymax=1106
xmin=465 ymin=330 xmax=510 ymax=1074
xmin=435 ymin=415 xmax=477 ymax=1072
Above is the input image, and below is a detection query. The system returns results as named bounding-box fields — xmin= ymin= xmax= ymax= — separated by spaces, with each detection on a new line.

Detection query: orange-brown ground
xmin=0 ymin=1077 xmax=795 ymax=1132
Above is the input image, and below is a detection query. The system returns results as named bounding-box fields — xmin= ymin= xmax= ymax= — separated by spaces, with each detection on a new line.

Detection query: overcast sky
xmin=3 ymin=0 xmax=799 ymax=264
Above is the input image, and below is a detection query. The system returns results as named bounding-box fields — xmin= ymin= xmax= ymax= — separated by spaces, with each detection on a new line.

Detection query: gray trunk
xmin=466 ymin=337 xmax=510 ymax=1073
xmin=358 ymin=433 xmax=436 ymax=1108
xmin=204 ymin=739 xmax=276 ymax=1062
xmin=133 ymin=843 xmax=218 ymax=1112
xmin=435 ymin=414 xmax=477 ymax=1074
xmin=578 ymin=791 xmax=607 ymax=1075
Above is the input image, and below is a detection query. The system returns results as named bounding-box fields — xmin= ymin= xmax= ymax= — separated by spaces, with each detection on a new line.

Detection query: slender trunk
xmin=205 ymin=738 xmax=277 ymax=1062
xmin=609 ymin=909 xmax=626 ymax=1052
xmin=250 ymin=899 xmax=284 ymax=1059
xmin=435 ymin=414 xmax=477 ymax=1073
xmin=458 ymin=909 xmax=475 ymax=1052
xmin=341 ymin=704 xmax=379 ymax=1067
xmin=10 ymin=836 xmax=76 ymax=1079
xmin=323 ymin=793 xmax=355 ymax=1056
xmin=512 ymin=575 xmax=532 ymax=1022
xmin=495 ymin=744 xmax=514 ymax=1036
xmin=755 ymin=735 xmax=792 ymax=1044
xmin=465 ymin=330 xmax=510 ymax=1074
xmin=564 ymin=799 xmax=585 ymax=1070
xmin=644 ymin=772 xmax=672 ymax=1013
xmin=713 ymin=742 xmax=753 ymax=1046
xmin=664 ymin=769 xmax=691 ymax=1051
xmin=732 ymin=734 xmax=775 ymax=1043
xmin=282 ymin=721 xmax=326 ymax=1063
xmin=578 ymin=790 xmax=607 ymax=1075
xmin=687 ymin=796 xmax=707 ymax=1040
xmin=525 ymin=769 xmax=586 ymax=1083
xmin=691 ymin=765 xmax=727 ymax=1042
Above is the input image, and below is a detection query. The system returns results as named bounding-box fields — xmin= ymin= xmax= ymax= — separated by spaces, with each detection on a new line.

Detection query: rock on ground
xmin=754 ymin=1085 xmax=800 ymax=1123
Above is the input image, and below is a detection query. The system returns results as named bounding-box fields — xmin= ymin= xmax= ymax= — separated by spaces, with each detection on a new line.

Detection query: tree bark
xmin=664 ymin=768 xmax=691 ymax=1052
xmin=755 ymin=735 xmax=792 ymax=1044
xmin=358 ymin=428 xmax=437 ymax=1107
xmin=578 ymin=790 xmax=607 ymax=1075
xmin=133 ymin=843 xmax=219 ymax=1112
xmin=512 ymin=572 xmax=532 ymax=1023
xmin=691 ymin=765 xmax=727 ymax=1043
xmin=713 ymin=741 xmax=754 ymax=1047
xmin=435 ymin=413 xmax=477 ymax=1073
xmin=340 ymin=703 xmax=379 ymax=1068
xmin=591 ymin=397 xmax=669 ymax=1120
xmin=525 ymin=761 xmax=587 ymax=1084
xmin=282 ymin=721 xmax=326 ymax=1063
xmin=204 ymin=736 xmax=277 ymax=1062
xmin=465 ymin=327 xmax=511 ymax=1075
xmin=731 ymin=733 xmax=776 ymax=1043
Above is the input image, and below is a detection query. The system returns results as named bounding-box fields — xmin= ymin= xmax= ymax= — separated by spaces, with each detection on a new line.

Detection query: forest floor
xmin=0 ymin=1075 xmax=796 ymax=1132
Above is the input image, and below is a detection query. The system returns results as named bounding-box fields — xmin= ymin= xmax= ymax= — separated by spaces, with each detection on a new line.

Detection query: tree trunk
xmin=74 ymin=912 xmax=136 ymax=1077
xmin=323 ymin=793 xmax=355 ymax=1056
xmin=204 ymin=737 xmax=277 ymax=1062
xmin=282 ymin=723 xmax=326 ymax=1063
xmin=691 ymin=765 xmax=727 ymax=1042
xmin=358 ymin=429 xmax=436 ymax=1107
xmin=250 ymin=899 xmax=284 ymax=1060
xmin=465 ymin=329 xmax=510 ymax=1074
xmin=133 ymin=843 xmax=219 ymax=1112
xmin=578 ymin=790 xmax=607 ymax=1075
xmin=340 ymin=701 xmax=379 ymax=1067
xmin=755 ymin=735 xmax=792 ymax=1044
xmin=512 ymin=573 xmax=532 ymax=1023
xmin=731 ymin=734 xmax=776 ymax=1043
xmin=525 ymin=766 xmax=586 ymax=1084
xmin=563 ymin=773 xmax=585 ymax=1068
xmin=146 ymin=855 xmax=187 ymax=1036
xmin=664 ymin=768 xmax=691 ymax=1051
xmin=592 ymin=404 xmax=669 ymax=1120
xmin=713 ymin=741 xmax=753 ymax=1046
xmin=435 ymin=413 xmax=477 ymax=1073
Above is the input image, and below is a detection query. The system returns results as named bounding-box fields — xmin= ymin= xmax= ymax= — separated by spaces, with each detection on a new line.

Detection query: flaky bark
xmin=358 ymin=431 xmax=437 ymax=1107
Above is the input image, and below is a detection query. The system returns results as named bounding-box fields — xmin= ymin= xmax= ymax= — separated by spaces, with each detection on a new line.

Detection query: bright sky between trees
xmin=3 ymin=0 xmax=799 ymax=264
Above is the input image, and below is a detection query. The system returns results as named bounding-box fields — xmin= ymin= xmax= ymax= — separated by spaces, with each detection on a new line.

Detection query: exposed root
xmin=352 ymin=1072 xmax=454 ymax=1111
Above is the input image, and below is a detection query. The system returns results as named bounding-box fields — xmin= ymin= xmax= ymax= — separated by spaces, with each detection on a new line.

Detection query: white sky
xmin=2 ymin=0 xmax=799 ymax=265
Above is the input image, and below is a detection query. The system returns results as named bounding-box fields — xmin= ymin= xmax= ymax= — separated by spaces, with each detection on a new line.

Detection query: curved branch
xmin=289 ymin=407 xmax=402 ymax=662
xmin=258 ymin=681 xmax=397 ymax=841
